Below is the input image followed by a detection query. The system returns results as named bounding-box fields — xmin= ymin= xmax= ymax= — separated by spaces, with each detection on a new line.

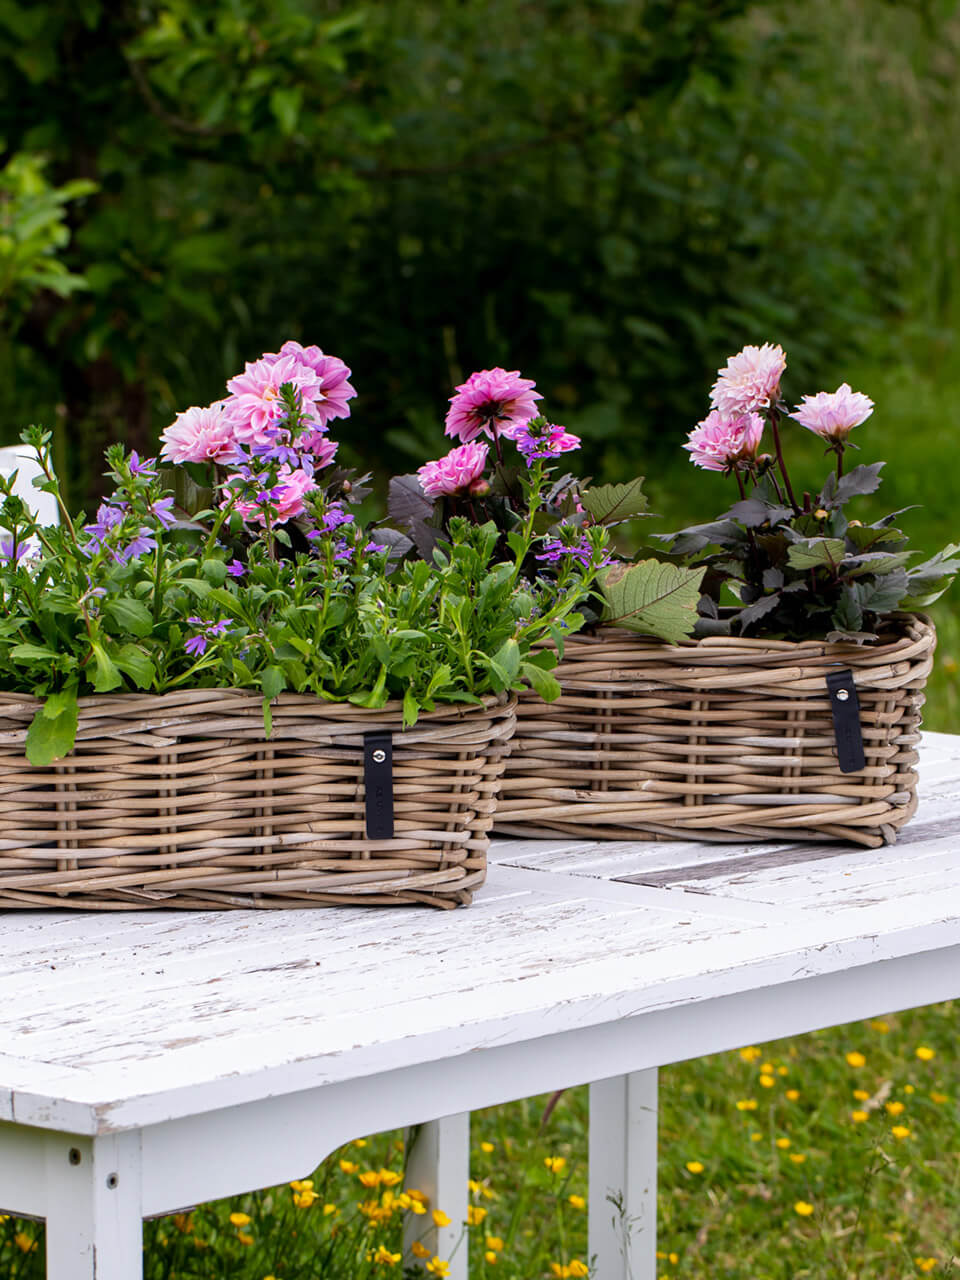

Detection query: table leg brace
xmin=589 ymin=1069 xmax=658 ymax=1280
xmin=404 ymin=1114 xmax=470 ymax=1280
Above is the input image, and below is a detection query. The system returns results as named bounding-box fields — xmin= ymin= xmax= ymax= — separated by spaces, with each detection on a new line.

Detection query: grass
xmin=3 ymin=1004 xmax=957 ymax=1278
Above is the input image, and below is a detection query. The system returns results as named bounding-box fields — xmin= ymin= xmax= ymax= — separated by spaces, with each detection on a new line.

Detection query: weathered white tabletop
xmin=3 ymin=732 xmax=960 ymax=1280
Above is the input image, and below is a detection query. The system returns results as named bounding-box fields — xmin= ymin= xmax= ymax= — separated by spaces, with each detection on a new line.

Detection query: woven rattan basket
xmin=495 ymin=615 xmax=935 ymax=848
xmin=0 ymin=690 xmax=516 ymax=910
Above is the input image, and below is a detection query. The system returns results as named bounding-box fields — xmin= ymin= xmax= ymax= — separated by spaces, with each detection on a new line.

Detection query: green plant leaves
xmin=599 ymin=560 xmax=705 ymax=643
xmin=25 ymin=686 xmax=79 ymax=765
xmin=786 ymin=538 xmax=846 ymax=570
xmin=580 ymin=478 xmax=648 ymax=526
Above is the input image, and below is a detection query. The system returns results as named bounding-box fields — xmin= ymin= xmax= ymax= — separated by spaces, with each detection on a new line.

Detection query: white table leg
xmin=404 ymin=1113 xmax=470 ymax=1280
xmin=44 ymin=1132 xmax=143 ymax=1280
xmin=589 ymin=1069 xmax=658 ymax=1280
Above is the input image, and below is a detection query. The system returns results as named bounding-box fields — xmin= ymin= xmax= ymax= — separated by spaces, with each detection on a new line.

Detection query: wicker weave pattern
xmin=0 ymin=691 xmax=516 ymax=910
xmin=496 ymin=616 xmax=935 ymax=848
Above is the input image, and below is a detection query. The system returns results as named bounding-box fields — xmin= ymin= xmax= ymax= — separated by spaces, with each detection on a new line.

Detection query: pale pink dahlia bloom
xmin=791 ymin=383 xmax=874 ymax=444
xmin=684 ymin=409 xmax=765 ymax=472
xmin=418 ymin=442 xmax=489 ymax=498
xmin=444 ymin=368 xmax=542 ymax=443
xmin=710 ymin=343 xmax=786 ymax=415
xmin=264 ymin=341 xmax=357 ymax=427
xmin=159 ymin=404 xmax=241 ymax=465
xmin=225 ymin=354 xmax=323 ymax=445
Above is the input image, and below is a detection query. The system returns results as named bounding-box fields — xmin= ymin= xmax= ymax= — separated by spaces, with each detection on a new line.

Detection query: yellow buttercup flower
xmin=323 ymin=1203 xmax=338 ymax=1216
xmin=379 ymin=1168 xmax=403 ymax=1187
xmin=173 ymin=1213 xmax=193 ymax=1233
xmin=408 ymin=1198 xmax=427 ymax=1215
xmin=358 ymin=1170 xmax=382 ymax=1188
xmin=750 ymin=1132 xmax=762 ymax=1142
xmin=485 ymin=1251 xmax=498 ymax=1265
xmin=407 ymin=1187 xmax=428 ymax=1203
xmin=544 ymin=1156 xmax=567 ymax=1174
xmin=904 ymin=1083 xmax=916 ymax=1094
xmin=480 ymin=1141 xmax=495 ymax=1154
xmin=371 ymin=1244 xmax=402 ymax=1266
xmin=237 ymin=1232 xmax=254 ymax=1246
xmin=777 ymin=1065 xmax=789 ymax=1076
xmin=14 ymin=1232 xmax=37 ymax=1253
xmin=293 ymin=1188 xmax=319 ymax=1209
xmin=467 ymin=1205 xmax=488 ymax=1226
xmin=685 ymin=1161 xmax=704 ymax=1174
xmin=851 ymin=1110 xmax=868 ymax=1124
xmin=891 ymin=1125 xmax=911 ymax=1140
xmin=885 ymin=1101 xmax=905 ymax=1116
xmin=930 ymin=1092 xmax=949 ymax=1104
xmin=568 ymin=1193 xmax=586 ymax=1210
xmin=785 ymin=1089 xmax=800 ymax=1101
xmin=794 ymin=1201 xmax=814 ymax=1217
xmin=411 ymin=1241 xmax=431 ymax=1259
xmin=229 ymin=1212 xmax=252 ymax=1227
xmin=789 ymin=1153 xmax=807 ymax=1164
xmin=739 ymin=1045 xmax=763 ymax=1062
xmin=432 ymin=1209 xmax=452 ymax=1228
xmin=916 ymin=1045 xmax=936 ymax=1061
xmin=486 ymin=1236 xmax=504 ymax=1252
xmin=759 ymin=1074 xmax=775 ymax=1088
xmin=339 ymin=1159 xmax=358 ymax=1175
xmin=846 ymin=1051 xmax=866 ymax=1068
xmin=775 ymin=1137 xmax=791 ymax=1149
xmin=736 ymin=1098 xmax=758 ymax=1111
xmin=426 ymin=1258 xmax=451 ymax=1277
xmin=915 ymin=1258 xmax=938 ymax=1272
xmin=870 ymin=1019 xmax=890 ymax=1033
xmin=853 ymin=1089 xmax=870 ymax=1101
xmin=353 ymin=1138 xmax=368 ymax=1148
xmin=568 ymin=1262 xmax=589 ymax=1277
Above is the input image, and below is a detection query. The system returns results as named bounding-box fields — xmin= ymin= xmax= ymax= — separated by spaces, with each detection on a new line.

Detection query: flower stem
xmin=769 ymin=407 xmax=800 ymax=513
xmin=836 ymin=445 xmax=845 ymax=481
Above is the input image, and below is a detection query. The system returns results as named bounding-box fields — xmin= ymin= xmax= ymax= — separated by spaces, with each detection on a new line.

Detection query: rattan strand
xmin=495 ymin=615 xmax=934 ymax=848
xmin=0 ymin=692 xmax=516 ymax=909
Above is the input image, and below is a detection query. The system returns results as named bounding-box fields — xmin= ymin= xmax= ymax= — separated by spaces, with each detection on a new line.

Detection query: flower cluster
xmin=665 ymin=343 xmax=958 ymax=641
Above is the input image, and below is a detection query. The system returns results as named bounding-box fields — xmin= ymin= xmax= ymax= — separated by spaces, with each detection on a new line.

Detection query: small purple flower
xmin=183 ymin=617 xmax=231 ymax=659
xmin=226 ymin=559 xmax=245 ymax=578
xmin=184 ymin=633 xmax=208 ymax=657
xmin=322 ymin=503 xmax=353 ymax=532
xmin=113 ymin=528 xmax=158 ymax=565
xmin=129 ymin=451 xmax=158 ymax=478
xmin=507 ymin=419 xmax=581 ymax=464
xmin=536 ymin=535 xmax=611 ymax=570
xmin=364 ymin=540 xmax=388 ymax=554
xmin=83 ymin=503 xmax=125 ymax=554
xmin=0 ymin=536 xmax=28 ymax=566
xmin=333 ymin=538 xmax=353 ymax=562
xmin=148 ymin=496 xmax=177 ymax=530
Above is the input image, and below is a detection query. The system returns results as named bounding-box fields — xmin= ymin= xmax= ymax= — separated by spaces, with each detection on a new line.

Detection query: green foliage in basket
xmin=659 ymin=344 xmax=960 ymax=642
xmin=0 ymin=352 xmax=608 ymax=766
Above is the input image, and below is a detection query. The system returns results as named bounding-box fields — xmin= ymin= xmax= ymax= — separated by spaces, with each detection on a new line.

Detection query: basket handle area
xmin=363 ymin=731 xmax=395 ymax=838
xmin=826 ymin=669 xmax=866 ymax=773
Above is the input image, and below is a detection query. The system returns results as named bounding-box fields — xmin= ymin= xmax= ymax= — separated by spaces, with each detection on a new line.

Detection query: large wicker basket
xmin=0 ymin=690 xmax=516 ymax=910
xmin=495 ymin=615 xmax=935 ymax=848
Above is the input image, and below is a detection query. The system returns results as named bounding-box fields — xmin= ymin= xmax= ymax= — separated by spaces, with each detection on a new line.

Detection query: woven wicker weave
xmin=0 ymin=691 xmax=516 ymax=910
xmin=495 ymin=615 xmax=935 ymax=848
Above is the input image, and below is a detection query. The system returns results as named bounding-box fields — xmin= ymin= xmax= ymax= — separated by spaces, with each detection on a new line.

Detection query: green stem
xmin=769 ymin=408 xmax=801 ymax=514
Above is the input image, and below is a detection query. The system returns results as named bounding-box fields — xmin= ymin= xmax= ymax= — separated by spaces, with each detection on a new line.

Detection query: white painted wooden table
xmin=3 ymin=733 xmax=960 ymax=1280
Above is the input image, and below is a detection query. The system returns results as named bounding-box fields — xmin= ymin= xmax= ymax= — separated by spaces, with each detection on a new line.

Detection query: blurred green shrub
xmin=0 ymin=0 xmax=956 ymax=503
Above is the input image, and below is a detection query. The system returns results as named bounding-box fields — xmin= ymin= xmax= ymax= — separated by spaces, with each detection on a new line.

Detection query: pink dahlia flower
xmin=225 ymin=354 xmax=323 ymax=445
xmin=264 ymin=341 xmax=357 ymax=427
xmin=298 ymin=429 xmax=339 ymax=470
xmin=710 ymin=343 xmax=786 ymax=415
xmin=225 ymin=465 xmax=317 ymax=524
xmin=159 ymin=404 xmax=241 ymax=466
xmin=684 ymin=409 xmax=765 ymax=472
xmin=444 ymin=368 xmax=542 ymax=443
xmin=791 ymin=383 xmax=874 ymax=444
xmin=418 ymin=442 xmax=489 ymax=498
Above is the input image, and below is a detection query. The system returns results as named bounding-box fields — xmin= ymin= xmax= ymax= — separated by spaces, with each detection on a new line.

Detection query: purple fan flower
xmin=129 ymin=451 xmax=158 ymax=478
xmin=226 ymin=559 xmax=245 ymax=578
xmin=322 ymin=503 xmax=354 ymax=532
xmin=148 ymin=496 xmax=177 ymax=530
xmin=507 ymin=419 xmax=581 ymax=463
xmin=83 ymin=503 xmax=125 ymax=554
xmin=536 ymin=535 xmax=611 ymax=570
xmin=364 ymin=541 xmax=388 ymax=554
xmin=0 ymin=536 xmax=28 ymax=566
xmin=113 ymin=528 xmax=158 ymax=565
xmin=184 ymin=617 xmax=231 ymax=658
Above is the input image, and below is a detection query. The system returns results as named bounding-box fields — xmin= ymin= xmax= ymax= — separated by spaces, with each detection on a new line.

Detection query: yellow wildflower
xmin=468 ymin=1178 xmax=495 ymax=1199
xmin=905 ymin=1083 xmax=916 ymax=1094
xmin=379 ymin=1168 xmax=403 ymax=1187
xmin=354 ymin=1138 xmax=368 ymax=1148
xmin=891 ymin=1125 xmax=911 ymax=1140
xmin=568 ymin=1262 xmax=589 ymax=1277
xmin=930 ymin=1092 xmax=949 ymax=1104
xmin=432 ymin=1209 xmax=452 ymax=1228
xmin=359 ymin=1170 xmax=382 ymax=1188
xmin=739 ymin=1045 xmax=762 ymax=1062
xmin=371 ymin=1244 xmax=402 ymax=1266
xmin=759 ymin=1074 xmax=775 ymax=1089
xmin=293 ymin=1188 xmax=319 ymax=1209
xmin=339 ymin=1159 xmax=358 ymax=1175
xmin=426 ymin=1258 xmax=451 ymax=1277
xmin=568 ymin=1194 xmax=586 ymax=1210
xmin=851 ymin=1110 xmax=868 ymax=1124
xmin=14 ymin=1232 xmax=37 ymax=1253
xmin=750 ymin=1132 xmax=762 ymax=1142
xmin=467 ymin=1205 xmax=488 ymax=1226
xmin=669 ymin=1254 xmax=679 ymax=1265
xmin=886 ymin=1101 xmax=905 ymax=1116
xmin=846 ymin=1051 xmax=866 ymax=1068
xmin=685 ymin=1161 xmax=704 ymax=1174
xmin=486 ymin=1236 xmax=504 ymax=1252
xmin=870 ymin=1019 xmax=890 ymax=1033
xmin=323 ymin=1204 xmax=338 ymax=1216
xmin=915 ymin=1259 xmax=938 ymax=1272
xmin=237 ymin=1232 xmax=254 ymax=1246
xmin=407 ymin=1187 xmax=428 ymax=1203
xmin=777 ymin=1065 xmax=789 ymax=1076
xmin=411 ymin=1241 xmax=431 ymax=1259
xmin=480 ymin=1141 xmax=495 ymax=1154
xmin=853 ymin=1089 xmax=870 ymax=1101
xmin=794 ymin=1201 xmax=814 ymax=1217
xmin=408 ymin=1198 xmax=427 ymax=1215
xmin=229 ymin=1212 xmax=252 ymax=1227
xmin=775 ymin=1137 xmax=791 ymax=1149
xmin=916 ymin=1046 xmax=936 ymax=1062
xmin=550 ymin=1265 xmax=572 ymax=1279
xmin=789 ymin=1153 xmax=807 ymax=1164
xmin=736 ymin=1099 xmax=758 ymax=1111
xmin=544 ymin=1156 xmax=567 ymax=1175
xmin=785 ymin=1089 xmax=800 ymax=1101
xmin=485 ymin=1251 xmax=498 ymax=1265
xmin=173 ymin=1213 xmax=193 ymax=1233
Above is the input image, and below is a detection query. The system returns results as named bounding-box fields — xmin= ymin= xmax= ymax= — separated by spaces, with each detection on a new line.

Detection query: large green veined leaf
xmin=599 ymin=560 xmax=705 ymax=643
xmin=580 ymin=478 xmax=648 ymax=526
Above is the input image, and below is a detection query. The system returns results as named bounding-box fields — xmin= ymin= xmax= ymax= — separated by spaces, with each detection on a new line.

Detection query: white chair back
xmin=0 ymin=445 xmax=61 ymax=528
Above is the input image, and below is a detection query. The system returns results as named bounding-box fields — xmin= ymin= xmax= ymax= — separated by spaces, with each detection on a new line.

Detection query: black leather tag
xmin=363 ymin=732 xmax=394 ymax=839
xmin=825 ymin=669 xmax=866 ymax=773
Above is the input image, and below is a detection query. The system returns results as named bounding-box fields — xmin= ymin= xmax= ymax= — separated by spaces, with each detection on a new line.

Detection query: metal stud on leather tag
xmin=825 ymin=669 xmax=866 ymax=773
xmin=363 ymin=732 xmax=394 ymax=839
